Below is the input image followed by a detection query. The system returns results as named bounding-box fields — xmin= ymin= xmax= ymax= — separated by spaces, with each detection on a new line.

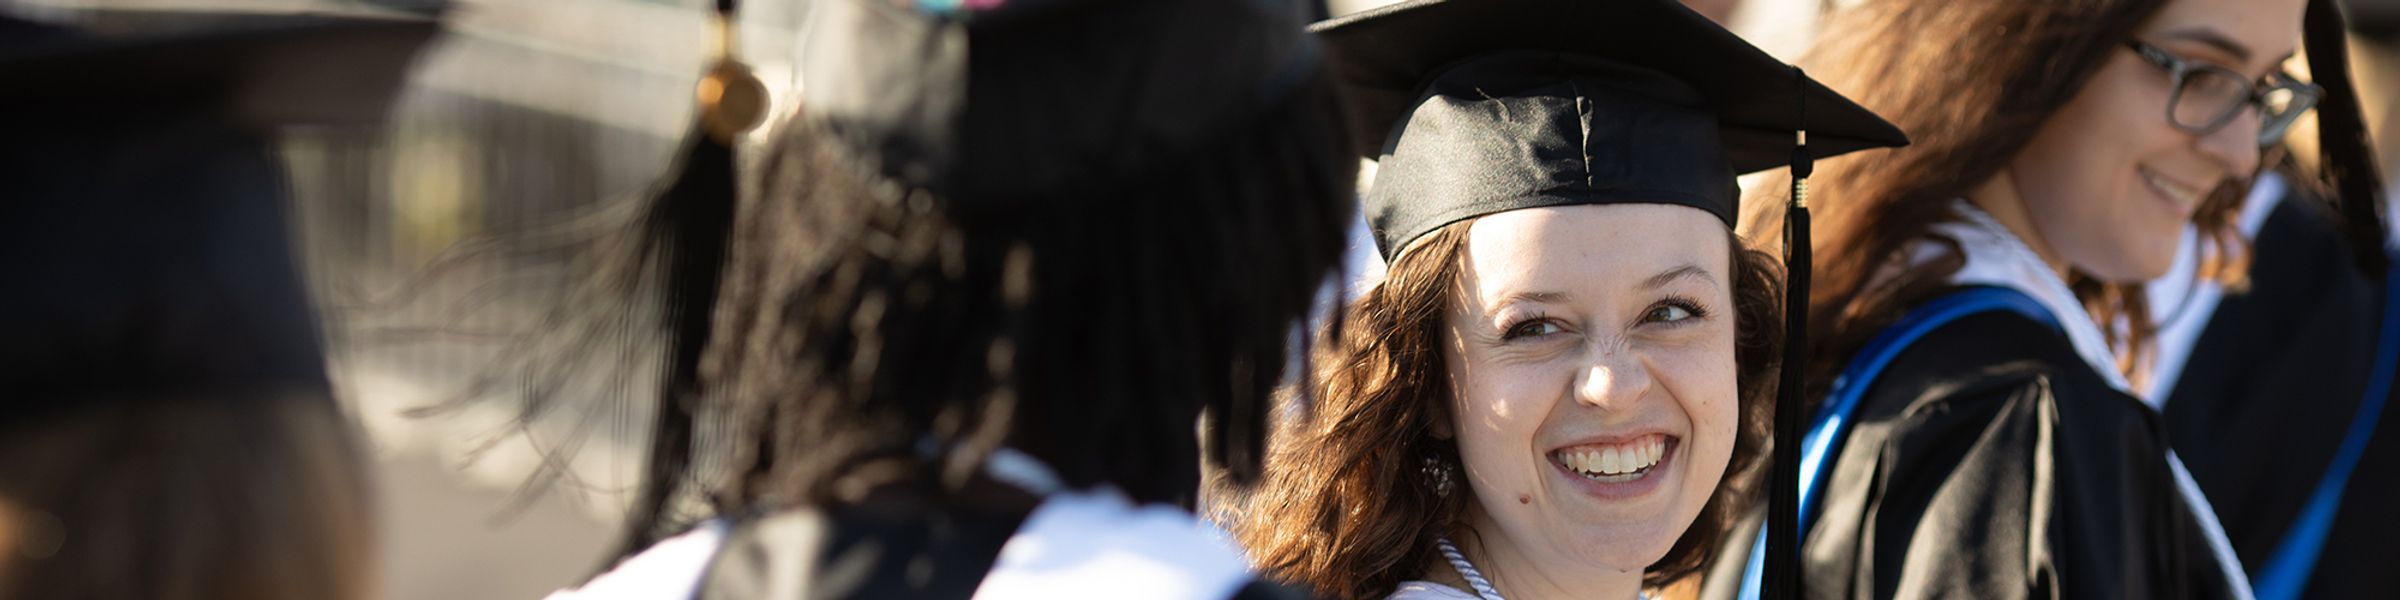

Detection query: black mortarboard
xmin=1312 ymin=0 xmax=1907 ymax=260
xmin=0 ymin=12 xmax=436 ymax=408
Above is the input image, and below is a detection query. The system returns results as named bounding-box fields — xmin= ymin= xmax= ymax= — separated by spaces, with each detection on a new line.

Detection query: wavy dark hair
xmin=1233 ymin=221 xmax=1782 ymax=600
xmin=1747 ymin=0 xmax=2382 ymax=396
xmin=638 ymin=64 xmax=1360 ymax=526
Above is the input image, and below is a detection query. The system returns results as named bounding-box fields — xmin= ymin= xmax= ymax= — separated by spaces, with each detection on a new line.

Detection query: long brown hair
xmin=0 ymin=391 xmax=375 ymax=600
xmin=1233 ymin=221 xmax=1782 ymax=600
xmin=1742 ymin=0 xmax=2260 ymax=394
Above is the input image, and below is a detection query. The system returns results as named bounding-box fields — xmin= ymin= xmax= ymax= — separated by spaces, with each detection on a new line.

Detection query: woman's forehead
xmin=1457 ymin=204 xmax=1731 ymax=301
xmin=2143 ymin=0 xmax=2306 ymax=75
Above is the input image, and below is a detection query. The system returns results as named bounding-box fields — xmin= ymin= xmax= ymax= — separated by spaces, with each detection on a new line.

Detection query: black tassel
xmin=1765 ymin=66 xmax=1814 ymax=600
xmin=615 ymin=0 xmax=762 ymax=558
xmin=2304 ymin=0 xmax=2389 ymax=274
xmin=615 ymin=123 xmax=736 ymax=558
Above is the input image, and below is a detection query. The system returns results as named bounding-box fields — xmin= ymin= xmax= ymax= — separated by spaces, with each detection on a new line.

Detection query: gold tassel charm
xmin=1793 ymin=130 xmax=1809 ymax=209
xmin=698 ymin=10 xmax=768 ymax=143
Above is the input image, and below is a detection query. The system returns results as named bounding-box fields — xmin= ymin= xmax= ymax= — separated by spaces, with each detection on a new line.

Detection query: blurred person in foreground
xmin=1227 ymin=1 xmax=1904 ymax=599
xmin=0 ymin=11 xmax=434 ymax=600
xmin=1700 ymin=0 xmax=2383 ymax=597
xmin=540 ymin=0 xmax=1357 ymax=597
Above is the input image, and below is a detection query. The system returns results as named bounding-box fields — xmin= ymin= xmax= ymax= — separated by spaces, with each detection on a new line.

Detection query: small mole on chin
xmin=1518 ymin=494 xmax=1531 ymax=504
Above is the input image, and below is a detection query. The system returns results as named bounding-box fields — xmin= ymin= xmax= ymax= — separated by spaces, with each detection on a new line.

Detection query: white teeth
xmin=2144 ymin=171 xmax=2203 ymax=206
xmin=1556 ymin=436 xmax=1669 ymax=478
xmin=1566 ymin=451 xmax=1594 ymax=474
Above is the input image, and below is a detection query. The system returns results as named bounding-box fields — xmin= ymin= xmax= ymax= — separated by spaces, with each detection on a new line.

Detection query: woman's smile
xmin=1546 ymin=433 xmax=1678 ymax=500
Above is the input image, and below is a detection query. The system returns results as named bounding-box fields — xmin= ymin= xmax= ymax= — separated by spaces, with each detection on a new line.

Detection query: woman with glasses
xmin=2135 ymin=8 xmax=2399 ymax=598
xmin=1698 ymin=0 xmax=2382 ymax=597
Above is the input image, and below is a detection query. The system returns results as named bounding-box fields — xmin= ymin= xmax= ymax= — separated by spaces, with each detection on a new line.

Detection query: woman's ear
xmin=1428 ymin=397 xmax=1456 ymax=440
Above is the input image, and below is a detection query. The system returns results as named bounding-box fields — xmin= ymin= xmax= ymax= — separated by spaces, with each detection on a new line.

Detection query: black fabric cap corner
xmin=0 ymin=12 xmax=439 ymax=128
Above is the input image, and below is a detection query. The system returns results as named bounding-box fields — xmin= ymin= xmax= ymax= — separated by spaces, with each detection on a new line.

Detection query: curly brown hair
xmin=1232 ymin=219 xmax=1782 ymax=600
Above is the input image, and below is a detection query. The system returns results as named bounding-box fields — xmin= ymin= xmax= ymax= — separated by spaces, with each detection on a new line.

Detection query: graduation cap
xmin=0 ymin=12 xmax=437 ymax=410
xmin=1314 ymin=0 xmax=1905 ymax=259
xmin=1312 ymin=0 xmax=1906 ymax=596
xmin=0 ymin=11 xmax=439 ymax=128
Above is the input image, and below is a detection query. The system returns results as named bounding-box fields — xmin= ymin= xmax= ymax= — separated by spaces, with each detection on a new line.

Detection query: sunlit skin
xmin=1976 ymin=0 xmax=2307 ymax=282
xmin=1433 ymin=204 xmax=1740 ymax=600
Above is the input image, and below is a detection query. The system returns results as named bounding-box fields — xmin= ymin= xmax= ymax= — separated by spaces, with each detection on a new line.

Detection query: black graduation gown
xmin=2160 ymin=195 xmax=2397 ymax=599
xmin=694 ymin=496 xmax=1316 ymax=599
xmin=1703 ymin=299 xmax=2246 ymax=599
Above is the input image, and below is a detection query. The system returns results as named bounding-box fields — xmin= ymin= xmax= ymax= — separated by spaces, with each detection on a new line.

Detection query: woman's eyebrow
xmin=2158 ymin=26 xmax=2254 ymax=63
xmin=1494 ymin=290 xmax=1570 ymax=307
xmin=1640 ymin=264 xmax=1716 ymax=291
xmin=1486 ymin=264 xmax=1713 ymax=308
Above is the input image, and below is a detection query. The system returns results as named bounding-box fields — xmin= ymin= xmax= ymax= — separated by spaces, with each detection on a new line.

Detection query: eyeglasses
xmin=2124 ymin=39 xmax=2322 ymax=146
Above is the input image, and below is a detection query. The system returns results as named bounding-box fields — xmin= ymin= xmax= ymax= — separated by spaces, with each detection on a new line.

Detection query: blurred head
xmin=2003 ymin=0 xmax=2310 ymax=282
xmin=1238 ymin=212 xmax=1779 ymax=599
xmin=0 ymin=101 xmax=375 ymax=600
xmin=694 ymin=0 xmax=1356 ymax=512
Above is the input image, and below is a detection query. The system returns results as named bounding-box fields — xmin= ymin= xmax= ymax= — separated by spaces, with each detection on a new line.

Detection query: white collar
xmin=971 ymin=487 xmax=1256 ymax=600
xmin=1922 ymin=200 xmax=2132 ymax=392
xmin=949 ymin=445 xmax=1256 ymax=600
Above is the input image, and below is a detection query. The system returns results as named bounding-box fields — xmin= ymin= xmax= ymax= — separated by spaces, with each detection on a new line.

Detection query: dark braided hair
xmin=659 ymin=63 xmax=1358 ymax=526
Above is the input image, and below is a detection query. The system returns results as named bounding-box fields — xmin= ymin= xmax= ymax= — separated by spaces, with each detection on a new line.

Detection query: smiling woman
xmin=1233 ymin=215 xmax=1783 ymax=600
xmin=1224 ymin=1 xmax=1907 ymax=599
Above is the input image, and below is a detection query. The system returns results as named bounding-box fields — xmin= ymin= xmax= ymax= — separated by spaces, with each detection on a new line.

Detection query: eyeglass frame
xmin=2123 ymin=39 xmax=2323 ymax=147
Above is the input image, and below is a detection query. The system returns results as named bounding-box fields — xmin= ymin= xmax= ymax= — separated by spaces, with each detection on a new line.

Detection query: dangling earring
xmin=1421 ymin=452 xmax=1458 ymax=497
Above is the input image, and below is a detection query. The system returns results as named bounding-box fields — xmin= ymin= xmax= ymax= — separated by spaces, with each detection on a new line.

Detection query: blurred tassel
xmin=2303 ymin=0 xmax=2389 ymax=274
xmin=1765 ymin=66 xmax=1814 ymax=600
xmin=615 ymin=0 xmax=766 ymax=558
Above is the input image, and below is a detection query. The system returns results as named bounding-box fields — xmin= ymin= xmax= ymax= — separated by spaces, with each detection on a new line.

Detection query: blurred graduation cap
xmin=0 ymin=12 xmax=437 ymax=410
xmin=0 ymin=10 xmax=438 ymax=128
xmin=1311 ymin=0 xmax=1907 ymax=597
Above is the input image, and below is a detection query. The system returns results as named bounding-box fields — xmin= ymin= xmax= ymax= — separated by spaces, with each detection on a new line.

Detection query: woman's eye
xmin=1503 ymin=320 xmax=1564 ymax=340
xmin=1644 ymin=304 xmax=1696 ymax=324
